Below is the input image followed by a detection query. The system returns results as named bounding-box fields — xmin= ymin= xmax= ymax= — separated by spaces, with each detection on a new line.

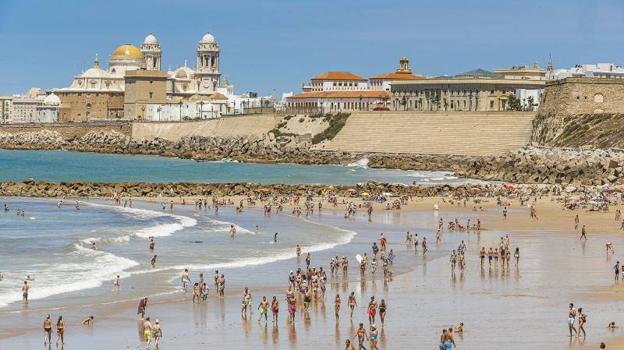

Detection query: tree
xmin=527 ymin=96 xmax=535 ymax=111
xmin=507 ymin=94 xmax=522 ymax=111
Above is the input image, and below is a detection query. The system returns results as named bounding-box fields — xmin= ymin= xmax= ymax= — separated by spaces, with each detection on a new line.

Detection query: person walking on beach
xmin=345 ymin=339 xmax=356 ymax=350
xmin=368 ymin=324 xmax=379 ymax=350
xmin=568 ymin=303 xmax=578 ymax=337
xmin=580 ymin=225 xmax=587 ymax=240
xmin=574 ymin=214 xmax=579 ymax=230
xmin=143 ymin=317 xmax=153 ymax=350
xmin=514 ymin=247 xmax=520 ymax=266
xmin=379 ymin=299 xmax=387 ymax=326
xmin=43 ymin=314 xmax=52 ymax=348
xmin=348 ymin=292 xmax=357 ymax=318
xmin=578 ymin=307 xmax=587 ymax=338
xmin=152 ymin=319 xmax=162 ymax=350
xmin=271 ymin=296 xmax=279 ymax=324
xmin=367 ymin=296 xmax=377 ymax=325
xmin=258 ymin=296 xmax=269 ymax=323
xmin=615 ymin=261 xmax=620 ymax=281
xmin=56 ymin=315 xmax=65 ymax=347
xmin=353 ymin=323 xmax=368 ymax=350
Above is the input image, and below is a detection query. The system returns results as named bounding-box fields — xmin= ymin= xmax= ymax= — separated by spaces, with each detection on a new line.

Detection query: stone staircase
xmin=317 ymin=112 xmax=535 ymax=156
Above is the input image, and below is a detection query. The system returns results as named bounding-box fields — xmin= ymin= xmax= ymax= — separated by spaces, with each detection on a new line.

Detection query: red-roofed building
xmin=286 ymin=58 xmax=422 ymax=113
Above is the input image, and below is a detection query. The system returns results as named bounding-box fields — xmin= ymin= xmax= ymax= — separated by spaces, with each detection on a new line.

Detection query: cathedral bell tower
xmin=195 ymin=33 xmax=221 ymax=94
xmin=141 ymin=34 xmax=161 ymax=71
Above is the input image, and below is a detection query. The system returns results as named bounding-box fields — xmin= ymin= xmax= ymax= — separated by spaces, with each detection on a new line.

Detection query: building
xmin=0 ymin=96 xmax=12 ymax=123
xmin=55 ymin=33 xmax=227 ymax=122
xmin=553 ymin=63 xmax=624 ymax=80
xmin=35 ymin=93 xmax=60 ymax=123
xmin=390 ymin=67 xmax=546 ymax=112
xmin=286 ymin=58 xmax=425 ymax=114
xmin=11 ymin=88 xmax=47 ymax=123
xmin=369 ymin=57 xmax=424 ymax=91
xmin=123 ymin=70 xmax=168 ymax=120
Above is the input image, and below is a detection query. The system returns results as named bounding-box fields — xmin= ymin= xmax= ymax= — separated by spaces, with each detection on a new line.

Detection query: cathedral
xmin=56 ymin=33 xmax=233 ymax=122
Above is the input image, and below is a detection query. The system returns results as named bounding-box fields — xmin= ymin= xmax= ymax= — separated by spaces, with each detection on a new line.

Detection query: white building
xmin=11 ymin=88 xmax=46 ymax=123
xmin=553 ymin=63 xmax=624 ymax=80
xmin=0 ymin=96 xmax=12 ymax=123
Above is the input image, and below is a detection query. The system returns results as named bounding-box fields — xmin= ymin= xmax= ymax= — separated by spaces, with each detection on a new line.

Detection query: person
xmin=143 ymin=317 xmax=153 ymax=350
xmin=353 ymin=323 xmax=368 ymax=350
xmin=305 ymin=253 xmax=311 ymax=268
xmin=615 ymin=261 xmax=620 ymax=281
xmin=345 ymin=339 xmax=356 ymax=350
xmin=379 ymin=299 xmax=387 ymax=326
xmin=153 ymin=319 xmax=162 ymax=350
xmin=113 ymin=275 xmax=120 ymax=289
xmin=578 ymin=307 xmax=587 ymax=337
xmin=335 ymin=294 xmax=341 ymax=319
xmin=439 ymin=328 xmax=454 ymax=350
xmin=514 ymin=247 xmax=520 ymax=265
xmin=81 ymin=316 xmax=94 ymax=326
xmin=368 ymin=324 xmax=379 ymax=350
xmin=258 ymin=296 xmax=269 ymax=323
xmin=151 ymin=255 xmax=157 ymax=268
xmin=22 ymin=280 xmax=29 ymax=303
xmin=273 ymin=232 xmax=278 ymax=243
xmin=367 ymin=296 xmax=377 ymax=325
xmin=181 ymin=269 xmax=191 ymax=290
xmin=348 ymin=292 xmax=357 ymax=318
xmin=455 ymin=322 xmax=464 ymax=333
xmin=56 ymin=315 xmax=65 ymax=347
xmin=229 ymin=224 xmax=236 ymax=239
xmin=296 ymin=244 xmax=301 ymax=257
xmin=149 ymin=237 xmax=155 ymax=251
xmin=580 ymin=225 xmax=587 ymax=240
xmin=600 ymin=342 xmax=606 ymax=349
xmin=43 ymin=314 xmax=53 ymax=347
xmin=138 ymin=297 xmax=148 ymax=319
xmin=271 ymin=296 xmax=279 ymax=324
xmin=608 ymin=321 xmax=617 ymax=329
xmin=192 ymin=283 xmax=200 ymax=303
xmin=574 ymin=214 xmax=579 ymax=230
xmin=568 ymin=303 xmax=578 ymax=337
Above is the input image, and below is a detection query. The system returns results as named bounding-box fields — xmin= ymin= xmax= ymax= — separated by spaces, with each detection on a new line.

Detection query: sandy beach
xmin=1 ymin=191 xmax=624 ymax=350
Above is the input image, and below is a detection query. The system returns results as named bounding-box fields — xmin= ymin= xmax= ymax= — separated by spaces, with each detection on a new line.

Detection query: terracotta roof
xmin=369 ymin=72 xmax=424 ymax=80
xmin=287 ymin=90 xmax=390 ymax=100
xmin=209 ymin=92 xmax=228 ymax=100
xmin=311 ymin=72 xmax=367 ymax=81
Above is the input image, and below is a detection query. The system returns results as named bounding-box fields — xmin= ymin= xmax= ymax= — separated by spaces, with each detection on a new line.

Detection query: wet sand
xmin=2 ymin=194 xmax=624 ymax=349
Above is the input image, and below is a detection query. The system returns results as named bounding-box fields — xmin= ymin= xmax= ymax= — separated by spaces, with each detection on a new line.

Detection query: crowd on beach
xmin=6 ymin=183 xmax=624 ymax=349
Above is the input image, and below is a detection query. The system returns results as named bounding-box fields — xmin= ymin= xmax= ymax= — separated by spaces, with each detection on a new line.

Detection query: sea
xmin=0 ymin=149 xmax=478 ymax=185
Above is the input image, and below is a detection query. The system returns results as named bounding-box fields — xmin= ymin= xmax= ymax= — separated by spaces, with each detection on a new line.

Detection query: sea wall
xmin=132 ymin=115 xmax=280 ymax=142
xmin=318 ymin=111 xmax=535 ymax=156
xmin=0 ymin=122 xmax=131 ymax=139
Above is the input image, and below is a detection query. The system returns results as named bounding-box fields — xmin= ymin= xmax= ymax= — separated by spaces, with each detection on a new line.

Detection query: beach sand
xmin=2 ymin=194 xmax=624 ymax=349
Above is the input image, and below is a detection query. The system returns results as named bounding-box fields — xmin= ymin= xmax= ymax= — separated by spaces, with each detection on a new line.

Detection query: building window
xmin=489 ymin=101 xmax=494 ymax=109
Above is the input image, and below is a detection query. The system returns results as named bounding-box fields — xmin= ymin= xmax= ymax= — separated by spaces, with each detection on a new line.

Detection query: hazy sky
xmin=1 ymin=0 xmax=623 ymax=96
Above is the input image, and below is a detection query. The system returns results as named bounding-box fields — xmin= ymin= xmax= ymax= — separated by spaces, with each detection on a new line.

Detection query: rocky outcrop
xmin=0 ymin=180 xmax=577 ymax=199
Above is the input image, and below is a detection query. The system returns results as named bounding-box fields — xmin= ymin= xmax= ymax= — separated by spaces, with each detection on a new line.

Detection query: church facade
xmin=55 ymin=33 xmax=227 ymax=122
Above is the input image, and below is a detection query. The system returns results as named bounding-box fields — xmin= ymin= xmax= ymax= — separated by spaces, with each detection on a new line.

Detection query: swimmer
xmin=81 ymin=315 xmax=94 ymax=326
xmin=455 ymin=322 xmax=464 ymax=333
xmin=273 ymin=232 xmax=278 ymax=243
xmin=181 ymin=269 xmax=191 ymax=290
xmin=229 ymin=224 xmax=236 ymax=239
xmin=151 ymin=255 xmax=157 ymax=268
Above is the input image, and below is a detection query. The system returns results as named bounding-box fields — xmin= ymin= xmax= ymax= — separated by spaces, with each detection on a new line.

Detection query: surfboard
xmin=356 ymin=254 xmax=363 ymax=263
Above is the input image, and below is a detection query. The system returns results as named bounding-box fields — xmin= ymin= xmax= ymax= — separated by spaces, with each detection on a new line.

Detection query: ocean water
xmin=0 ymin=198 xmax=358 ymax=310
xmin=0 ymin=149 xmax=477 ymax=185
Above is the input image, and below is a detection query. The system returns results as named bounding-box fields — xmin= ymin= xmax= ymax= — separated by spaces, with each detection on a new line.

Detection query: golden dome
xmin=111 ymin=44 xmax=144 ymax=59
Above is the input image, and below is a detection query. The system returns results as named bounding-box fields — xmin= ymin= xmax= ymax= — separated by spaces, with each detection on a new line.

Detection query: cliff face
xmin=531 ymin=77 xmax=624 ymax=147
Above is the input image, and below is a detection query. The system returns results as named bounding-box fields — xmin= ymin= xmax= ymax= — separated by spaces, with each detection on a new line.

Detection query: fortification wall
xmin=0 ymin=122 xmax=132 ymax=138
xmin=532 ymin=77 xmax=624 ymax=147
xmin=317 ymin=111 xmax=535 ymax=156
xmin=131 ymin=115 xmax=279 ymax=141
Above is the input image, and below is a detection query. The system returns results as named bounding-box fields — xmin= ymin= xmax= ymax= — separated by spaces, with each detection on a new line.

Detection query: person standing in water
xmin=580 ymin=225 xmax=587 ymax=240
xmin=271 ymin=296 xmax=279 ymax=324
xmin=379 ymin=299 xmax=387 ymax=326
xmin=335 ymin=294 xmax=341 ymax=319
xmin=22 ymin=280 xmax=29 ymax=304
xmin=113 ymin=275 xmax=120 ymax=289
xmin=152 ymin=319 xmax=162 ymax=350
xmin=568 ymin=303 xmax=578 ymax=337
xmin=273 ymin=232 xmax=278 ymax=243
xmin=353 ymin=323 xmax=368 ymax=350
xmin=348 ymin=292 xmax=357 ymax=318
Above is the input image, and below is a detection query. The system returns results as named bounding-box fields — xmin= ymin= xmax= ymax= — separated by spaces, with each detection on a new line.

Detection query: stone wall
xmin=532 ymin=77 xmax=624 ymax=147
xmin=538 ymin=77 xmax=624 ymax=116
xmin=0 ymin=122 xmax=132 ymax=139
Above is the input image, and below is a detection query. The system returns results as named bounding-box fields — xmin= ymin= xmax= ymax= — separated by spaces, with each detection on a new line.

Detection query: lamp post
xmin=199 ymin=101 xmax=204 ymax=119
xmin=178 ymin=101 xmax=182 ymax=121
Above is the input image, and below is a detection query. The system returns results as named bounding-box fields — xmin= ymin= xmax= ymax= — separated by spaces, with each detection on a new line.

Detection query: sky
xmin=0 ymin=0 xmax=623 ymax=96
